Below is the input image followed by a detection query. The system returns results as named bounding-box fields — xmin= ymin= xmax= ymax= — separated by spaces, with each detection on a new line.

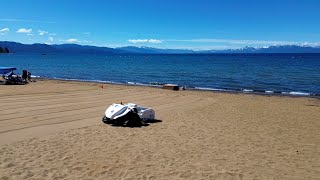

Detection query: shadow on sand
xmin=108 ymin=119 xmax=163 ymax=128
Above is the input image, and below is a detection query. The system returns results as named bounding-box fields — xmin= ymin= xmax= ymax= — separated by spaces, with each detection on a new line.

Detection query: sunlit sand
xmin=0 ymin=79 xmax=319 ymax=179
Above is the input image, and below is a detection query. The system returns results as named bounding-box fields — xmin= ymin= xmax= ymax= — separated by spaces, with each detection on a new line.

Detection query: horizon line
xmin=1 ymin=40 xmax=320 ymax=51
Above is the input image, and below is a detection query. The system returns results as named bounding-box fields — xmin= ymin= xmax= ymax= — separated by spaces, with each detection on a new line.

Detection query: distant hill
xmin=256 ymin=45 xmax=320 ymax=53
xmin=203 ymin=45 xmax=320 ymax=53
xmin=117 ymin=46 xmax=195 ymax=54
xmin=0 ymin=41 xmax=123 ymax=54
xmin=0 ymin=46 xmax=10 ymax=53
xmin=51 ymin=44 xmax=130 ymax=54
xmin=0 ymin=41 xmax=55 ymax=53
xmin=1 ymin=41 xmax=320 ymax=54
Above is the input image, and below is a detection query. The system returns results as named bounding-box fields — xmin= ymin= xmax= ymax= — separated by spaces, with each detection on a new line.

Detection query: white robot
xmin=102 ymin=103 xmax=155 ymax=126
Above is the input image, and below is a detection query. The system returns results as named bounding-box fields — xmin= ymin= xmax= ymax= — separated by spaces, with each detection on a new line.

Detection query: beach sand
xmin=0 ymin=79 xmax=319 ymax=179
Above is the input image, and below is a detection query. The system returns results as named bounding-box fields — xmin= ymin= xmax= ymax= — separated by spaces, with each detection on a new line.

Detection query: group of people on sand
xmin=2 ymin=70 xmax=32 ymax=84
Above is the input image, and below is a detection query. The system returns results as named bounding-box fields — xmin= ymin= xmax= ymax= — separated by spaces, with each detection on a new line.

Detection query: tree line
xmin=0 ymin=47 xmax=10 ymax=53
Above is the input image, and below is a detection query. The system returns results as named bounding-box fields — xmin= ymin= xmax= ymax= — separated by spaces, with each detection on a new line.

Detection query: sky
xmin=1 ymin=0 xmax=320 ymax=50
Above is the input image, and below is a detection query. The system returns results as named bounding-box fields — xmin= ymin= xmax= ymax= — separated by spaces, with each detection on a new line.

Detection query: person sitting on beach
xmin=27 ymin=71 xmax=32 ymax=82
xmin=22 ymin=70 xmax=28 ymax=82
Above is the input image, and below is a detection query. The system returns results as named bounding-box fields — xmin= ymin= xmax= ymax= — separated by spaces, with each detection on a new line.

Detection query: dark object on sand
xmin=22 ymin=70 xmax=28 ymax=81
xmin=0 ymin=67 xmax=26 ymax=85
xmin=162 ymin=84 xmax=179 ymax=91
xmin=102 ymin=103 xmax=155 ymax=127
xmin=5 ymin=75 xmax=26 ymax=85
xmin=102 ymin=109 xmax=143 ymax=127
xmin=180 ymin=86 xmax=186 ymax=90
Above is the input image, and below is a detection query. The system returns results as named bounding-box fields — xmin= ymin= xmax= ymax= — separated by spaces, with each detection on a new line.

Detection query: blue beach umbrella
xmin=0 ymin=67 xmax=17 ymax=74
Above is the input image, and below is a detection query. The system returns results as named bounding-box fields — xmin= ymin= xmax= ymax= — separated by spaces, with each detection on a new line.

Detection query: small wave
xmin=51 ymin=77 xmax=120 ymax=85
xmin=282 ymin=91 xmax=311 ymax=96
xmin=194 ymin=86 xmax=316 ymax=97
xmin=127 ymin=82 xmax=150 ymax=86
xmin=242 ymin=89 xmax=253 ymax=92
xmin=149 ymin=82 xmax=165 ymax=86
xmin=265 ymin=90 xmax=274 ymax=93
xmin=195 ymin=87 xmax=231 ymax=92
xmin=38 ymin=77 xmax=317 ymax=97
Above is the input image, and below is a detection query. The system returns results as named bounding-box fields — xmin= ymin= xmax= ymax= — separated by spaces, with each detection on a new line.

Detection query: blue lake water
xmin=1 ymin=53 xmax=320 ymax=96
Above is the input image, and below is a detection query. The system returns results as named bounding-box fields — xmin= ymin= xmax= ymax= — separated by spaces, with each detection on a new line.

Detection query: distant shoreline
xmin=2 ymin=41 xmax=320 ymax=54
xmin=35 ymin=77 xmax=320 ymax=99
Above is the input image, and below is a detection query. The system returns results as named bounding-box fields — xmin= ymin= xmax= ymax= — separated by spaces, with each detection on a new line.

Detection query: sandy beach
xmin=0 ymin=79 xmax=319 ymax=179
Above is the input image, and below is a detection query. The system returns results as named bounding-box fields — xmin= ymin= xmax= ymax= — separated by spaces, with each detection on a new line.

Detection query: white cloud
xmin=0 ymin=18 xmax=56 ymax=24
xmin=58 ymin=38 xmax=92 ymax=44
xmin=0 ymin=28 xmax=9 ymax=33
xmin=128 ymin=39 xmax=147 ymax=43
xmin=17 ymin=28 xmax=32 ymax=33
xmin=128 ymin=39 xmax=162 ymax=44
xmin=82 ymin=40 xmax=92 ymax=43
xmin=300 ymin=42 xmax=320 ymax=46
xmin=38 ymin=30 xmax=48 ymax=36
xmin=49 ymin=37 xmax=54 ymax=42
xmin=27 ymin=33 xmax=34 ymax=36
xmin=65 ymin=38 xmax=80 ymax=43
xmin=0 ymin=28 xmax=9 ymax=35
xmin=148 ymin=39 xmax=162 ymax=43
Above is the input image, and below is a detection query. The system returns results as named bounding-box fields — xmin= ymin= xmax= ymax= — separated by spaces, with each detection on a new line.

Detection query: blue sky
xmin=0 ymin=0 xmax=320 ymax=50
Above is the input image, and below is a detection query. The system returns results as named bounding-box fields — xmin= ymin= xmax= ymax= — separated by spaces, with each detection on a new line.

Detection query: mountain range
xmin=1 ymin=41 xmax=320 ymax=54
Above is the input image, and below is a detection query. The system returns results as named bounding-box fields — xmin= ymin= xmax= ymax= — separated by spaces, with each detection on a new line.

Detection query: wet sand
xmin=0 ymin=79 xmax=319 ymax=179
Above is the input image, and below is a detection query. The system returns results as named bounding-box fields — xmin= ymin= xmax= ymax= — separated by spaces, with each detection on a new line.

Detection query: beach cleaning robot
xmin=102 ymin=103 xmax=155 ymax=127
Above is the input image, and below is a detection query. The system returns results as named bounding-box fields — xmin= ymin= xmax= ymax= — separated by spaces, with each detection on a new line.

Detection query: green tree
xmin=0 ymin=47 xmax=4 ymax=53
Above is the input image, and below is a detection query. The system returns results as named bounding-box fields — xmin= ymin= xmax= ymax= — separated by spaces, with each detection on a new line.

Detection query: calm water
xmin=1 ymin=53 xmax=320 ymax=96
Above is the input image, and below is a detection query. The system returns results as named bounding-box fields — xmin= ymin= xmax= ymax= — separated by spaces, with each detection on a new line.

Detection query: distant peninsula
xmin=1 ymin=41 xmax=320 ymax=54
xmin=0 ymin=47 xmax=10 ymax=53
